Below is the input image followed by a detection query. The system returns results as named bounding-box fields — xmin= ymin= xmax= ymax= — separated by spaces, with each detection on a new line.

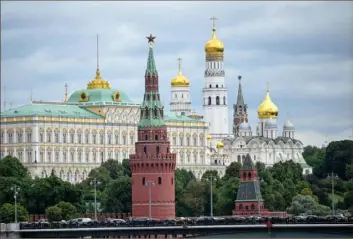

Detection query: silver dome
xmin=239 ymin=121 xmax=252 ymax=131
xmin=265 ymin=119 xmax=277 ymax=129
xmin=283 ymin=120 xmax=295 ymax=130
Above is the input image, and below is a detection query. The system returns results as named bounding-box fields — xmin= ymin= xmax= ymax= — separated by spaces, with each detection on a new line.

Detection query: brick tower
xmin=232 ymin=154 xmax=269 ymax=216
xmin=129 ymin=34 xmax=177 ymax=219
xmin=233 ymin=75 xmax=248 ymax=136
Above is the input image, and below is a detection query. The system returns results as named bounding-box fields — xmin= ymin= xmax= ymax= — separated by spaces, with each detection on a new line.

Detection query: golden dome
xmin=205 ymin=29 xmax=224 ymax=54
xmin=206 ymin=135 xmax=212 ymax=140
xmin=216 ymin=141 xmax=224 ymax=149
xmin=87 ymin=68 xmax=111 ymax=89
xmin=171 ymin=58 xmax=190 ymax=87
xmin=257 ymin=88 xmax=279 ymax=119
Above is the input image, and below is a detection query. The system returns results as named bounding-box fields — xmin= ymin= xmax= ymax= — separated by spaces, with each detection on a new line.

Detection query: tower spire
xmin=146 ymin=34 xmax=157 ymax=75
xmin=177 ymin=57 xmax=182 ymax=73
xmin=236 ymin=75 xmax=244 ymax=105
xmin=64 ymin=83 xmax=68 ymax=102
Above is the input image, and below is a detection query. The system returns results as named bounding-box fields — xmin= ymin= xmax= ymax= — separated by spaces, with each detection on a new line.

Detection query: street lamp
xmin=90 ymin=178 xmax=101 ymax=221
xmin=256 ymin=178 xmax=265 ymax=217
xmin=208 ymin=175 xmax=215 ymax=217
xmin=11 ymin=186 xmax=21 ymax=223
xmin=327 ymin=172 xmax=339 ymax=216
xmin=145 ymin=180 xmax=155 ymax=219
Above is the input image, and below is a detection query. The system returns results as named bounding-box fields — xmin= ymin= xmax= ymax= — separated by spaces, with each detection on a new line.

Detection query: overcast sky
xmin=1 ymin=1 xmax=353 ymax=147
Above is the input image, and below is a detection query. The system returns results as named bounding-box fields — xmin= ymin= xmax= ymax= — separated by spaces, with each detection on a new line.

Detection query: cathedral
xmin=0 ymin=18 xmax=312 ymax=183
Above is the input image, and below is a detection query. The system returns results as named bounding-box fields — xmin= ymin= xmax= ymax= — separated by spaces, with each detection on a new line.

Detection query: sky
xmin=1 ymin=1 xmax=353 ymax=147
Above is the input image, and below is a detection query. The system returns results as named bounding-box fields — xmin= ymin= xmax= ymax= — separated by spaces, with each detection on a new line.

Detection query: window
xmin=187 ymin=153 xmax=190 ymax=163
xmin=172 ymin=136 xmax=176 ymax=145
xmin=78 ymin=133 xmax=82 ymax=144
xmin=251 ymin=204 xmax=255 ymax=210
xmin=46 ymin=132 xmax=51 ymax=143
xmin=8 ymin=132 xmax=13 ymax=143
xmin=123 ymin=135 xmax=127 ymax=145
xmin=27 ymin=151 xmax=32 ymax=162
xmin=0 ymin=132 xmax=4 ymax=144
xmin=55 ymin=133 xmax=59 ymax=143
xmin=223 ymin=96 xmax=226 ymax=105
xmin=55 ymin=151 xmax=59 ymax=162
xmin=179 ymin=136 xmax=183 ymax=146
xmin=243 ymin=172 xmax=246 ymax=178
xmin=144 ymin=146 xmax=147 ymax=154
xmin=155 ymin=135 xmax=158 ymax=140
xmin=156 ymin=146 xmax=160 ymax=155
xmin=100 ymin=152 xmax=104 ymax=163
xmin=40 ymin=151 xmax=44 ymax=162
xmin=17 ymin=132 xmax=23 ymax=143
xmin=186 ymin=137 xmax=190 ymax=146
xmin=193 ymin=137 xmax=197 ymax=146
xmin=17 ymin=151 xmax=23 ymax=162
xmin=70 ymin=151 xmax=74 ymax=162
xmin=171 ymin=177 xmax=174 ymax=185
xmin=100 ymin=133 xmax=104 ymax=144
xmin=158 ymin=177 xmax=162 ymax=185
xmin=85 ymin=152 xmax=89 ymax=162
xmin=208 ymin=96 xmax=211 ymax=105
xmin=47 ymin=151 xmax=52 ymax=162
xmin=130 ymin=135 xmax=134 ymax=145
xmin=108 ymin=134 xmax=112 ymax=144
xmin=85 ymin=132 xmax=89 ymax=144
xmin=216 ymin=84 xmax=218 ymax=88
xmin=27 ymin=132 xmax=32 ymax=143
xmin=216 ymin=96 xmax=220 ymax=105
xmin=200 ymin=137 xmax=204 ymax=146
xmin=237 ymin=155 xmax=241 ymax=163
xmin=62 ymin=133 xmax=66 ymax=143
xmin=93 ymin=151 xmax=97 ymax=162
xmin=115 ymin=133 xmax=119 ymax=144
xmin=248 ymin=172 xmax=251 ymax=179
xmin=63 ymin=151 xmax=67 ymax=163
xmin=209 ymin=84 xmax=212 ymax=88
xmin=70 ymin=132 xmax=74 ymax=144
xmin=78 ymin=151 xmax=82 ymax=163
xmin=92 ymin=133 xmax=97 ymax=144
xmin=142 ymin=177 xmax=146 ymax=185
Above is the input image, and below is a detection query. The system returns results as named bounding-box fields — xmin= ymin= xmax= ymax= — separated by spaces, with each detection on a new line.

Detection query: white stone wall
xmin=170 ymin=86 xmax=192 ymax=114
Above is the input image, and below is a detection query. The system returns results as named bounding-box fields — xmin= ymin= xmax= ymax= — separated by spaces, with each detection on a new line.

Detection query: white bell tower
xmin=202 ymin=17 xmax=229 ymax=143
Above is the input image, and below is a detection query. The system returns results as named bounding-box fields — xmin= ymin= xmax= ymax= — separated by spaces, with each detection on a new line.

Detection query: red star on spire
xmin=146 ymin=34 xmax=156 ymax=44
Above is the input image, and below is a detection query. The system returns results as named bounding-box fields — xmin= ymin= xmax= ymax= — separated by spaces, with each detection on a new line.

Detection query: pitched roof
xmin=242 ymin=154 xmax=256 ymax=171
xmin=236 ymin=181 xmax=263 ymax=201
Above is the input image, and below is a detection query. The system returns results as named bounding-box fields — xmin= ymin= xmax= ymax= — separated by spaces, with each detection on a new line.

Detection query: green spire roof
xmin=242 ymin=154 xmax=256 ymax=171
xmin=146 ymin=45 xmax=157 ymax=74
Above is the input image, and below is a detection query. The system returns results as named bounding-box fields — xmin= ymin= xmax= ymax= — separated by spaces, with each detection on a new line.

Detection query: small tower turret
xmin=233 ymin=75 xmax=248 ymax=136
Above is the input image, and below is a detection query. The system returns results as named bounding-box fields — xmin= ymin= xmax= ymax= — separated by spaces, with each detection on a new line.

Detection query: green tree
xmin=45 ymin=206 xmax=62 ymax=222
xmin=182 ymin=181 xmax=207 ymax=216
xmin=346 ymin=164 xmax=353 ymax=180
xmin=282 ymin=179 xmax=296 ymax=205
xmin=56 ymin=201 xmax=77 ymax=220
xmin=0 ymin=156 xmax=30 ymax=178
xmin=100 ymin=159 xmax=125 ymax=180
xmin=223 ymin=162 xmax=241 ymax=180
xmin=0 ymin=203 xmax=29 ymax=223
xmin=214 ymin=177 xmax=239 ymax=215
xmin=287 ymin=195 xmax=331 ymax=216
xmin=175 ymin=169 xmax=196 ymax=217
xmin=101 ymin=176 xmax=131 ymax=213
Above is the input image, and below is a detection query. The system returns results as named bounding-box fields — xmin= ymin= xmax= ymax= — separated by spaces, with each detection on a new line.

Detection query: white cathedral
xmin=0 ymin=19 xmax=312 ymax=183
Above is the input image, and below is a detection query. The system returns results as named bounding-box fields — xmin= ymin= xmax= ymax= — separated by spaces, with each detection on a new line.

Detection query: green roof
xmin=0 ymin=103 xmax=103 ymax=119
xmin=164 ymin=111 xmax=205 ymax=123
xmin=67 ymin=88 xmax=134 ymax=104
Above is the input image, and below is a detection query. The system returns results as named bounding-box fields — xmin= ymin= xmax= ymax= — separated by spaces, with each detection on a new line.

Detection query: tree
xmin=346 ymin=164 xmax=353 ymax=180
xmin=214 ymin=177 xmax=239 ymax=215
xmin=56 ymin=201 xmax=77 ymax=220
xmin=182 ymin=181 xmax=207 ymax=216
xmin=223 ymin=162 xmax=241 ymax=180
xmin=100 ymin=159 xmax=125 ymax=180
xmin=101 ymin=176 xmax=131 ymax=213
xmin=0 ymin=156 xmax=30 ymax=178
xmin=175 ymin=169 xmax=196 ymax=217
xmin=0 ymin=203 xmax=29 ymax=223
xmin=45 ymin=206 xmax=62 ymax=222
xmin=287 ymin=195 xmax=331 ymax=216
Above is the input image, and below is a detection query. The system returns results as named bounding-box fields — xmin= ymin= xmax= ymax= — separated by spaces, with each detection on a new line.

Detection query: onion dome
xmin=264 ymin=118 xmax=278 ymax=129
xmin=171 ymin=58 xmax=190 ymax=87
xmin=205 ymin=17 xmax=224 ymax=61
xmin=239 ymin=121 xmax=252 ymax=131
xmin=257 ymin=87 xmax=279 ymax=119
xmin=206 ymin=135 xmax=212 ymax=141
xmin=283 ymin=119 xmax=295 ymax=130
xmin=87 ymin=68 xmax=111 ymax=89
xmin=216 ymin=141 xmax=224 ymax=149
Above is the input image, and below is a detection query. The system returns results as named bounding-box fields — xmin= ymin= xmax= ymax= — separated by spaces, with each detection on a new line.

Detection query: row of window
xmin=171 ymin=136 xmax=204 ymax=147
xmin=207 ymin=96 xmax=226 ymax=105
xmin=141 ymin=177 xmax=173 ymax=186
xmin=1 ymin=132 xmax=32 ymax=144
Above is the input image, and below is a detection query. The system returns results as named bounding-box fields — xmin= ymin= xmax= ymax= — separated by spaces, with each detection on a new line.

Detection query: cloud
xmin=1 ymin=1 xmax=353 ymax=147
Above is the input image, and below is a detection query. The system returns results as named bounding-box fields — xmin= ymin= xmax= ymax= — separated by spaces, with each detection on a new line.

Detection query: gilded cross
xmin=177 ymin=57 xmax=182 ymax=72
xmin=210 ymin=16 xmax=218 ymax=30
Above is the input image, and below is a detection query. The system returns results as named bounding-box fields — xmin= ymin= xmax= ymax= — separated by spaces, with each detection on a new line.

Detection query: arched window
xmin=239 ymin=204 xmax=243 ymax=210
xmin=248 ymin=172 xmax=251 ymax=179
xmin=208 ymin=96 xmax=211 ymax=105
xmin=243 ymin=172 xmax=246 ymax=179
xmin=145 ymin=135 xmax=148 ymax=140
xmin=237 ymin=155 xmax=241 ymax=163
xmin=167 ymin=147 xmax=169 ymax=153
xmin=154 ymin=108 xmax=158 ymax=118
xmin=158 ymin=177 xmax=162 ymax=185
xmin=216 ymin=84 xmax=218 ymax=88
xmin=245 ymin=205 xmax=249 ymax=211
xmin=216 ymin=96 xmax=220 ymax=105
xmin=209 ymin=84 xmax=212 ymax=88
xmin=156 ymin=146 xmax=160 ymax=155
xmin=223 ymin=96 xmax=226 ymax=105
xmin=145 ymin=107 xmax=149 ymax=118
xmin=142 ymin=177 xmax=146 ymax=185
xmin=155 ymin=135 xmax=158 ymax=140
xmin=251 ymin=204 xmax=255 ymax=210
xmin=144 ymin=146 xmax=147 ymax=154
xmin=171 ymin=177 xmax=173 ymax=185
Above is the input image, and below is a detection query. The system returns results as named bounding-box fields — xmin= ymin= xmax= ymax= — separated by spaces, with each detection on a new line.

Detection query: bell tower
xmin=129 ymin=34 xmax=177 ymax=220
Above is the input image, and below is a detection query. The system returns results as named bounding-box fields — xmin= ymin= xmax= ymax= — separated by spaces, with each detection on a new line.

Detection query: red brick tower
xmin=232 ymin=154 xmax=269 ymax=216
xmin=129 ymin=34 xmax=177 ymax=219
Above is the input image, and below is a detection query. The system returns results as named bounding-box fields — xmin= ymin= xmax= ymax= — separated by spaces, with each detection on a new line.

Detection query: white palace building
xmin=0 ymin=19 xmax=312 ymax=183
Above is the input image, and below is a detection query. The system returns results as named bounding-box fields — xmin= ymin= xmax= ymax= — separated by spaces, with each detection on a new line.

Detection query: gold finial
xmin=64 ymin=83 xmax=68 ymax=102
xmin=177 ymin=57 xmax=182 ymax=73
xmin=210 ymin=16 xmax=218 ymax=32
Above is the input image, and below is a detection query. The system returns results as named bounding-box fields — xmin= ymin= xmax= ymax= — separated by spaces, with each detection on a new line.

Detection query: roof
xmin=0 ymin=103 xmax=103 ymax=119
xmin=224 ymin=135 xmax=303 ymax=146
xmin=164 ymin=111 xmax=205 ymax=123
xmin=236 ymin=181 xmax=263 ymax=201
xmin=242 ymin=154 xmax=256 ymax=171
xmin=67 ymin=88 xmax=134 ymax=105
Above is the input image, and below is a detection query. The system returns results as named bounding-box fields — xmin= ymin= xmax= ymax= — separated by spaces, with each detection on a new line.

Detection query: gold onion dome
xmin=204 ymin=29 xmax=224 ymax=54
xmin=206 ymin=135 xmax=212 ymax=140
xmin=257 ymin=87 xmax=279 ymax=119
xmin=87 ymin=68 xmax=111 ymax=89
xmin=171 ymin=58 xmax=190 ymax=87
xmin=216 ymin=141 xmax=224 ymax=149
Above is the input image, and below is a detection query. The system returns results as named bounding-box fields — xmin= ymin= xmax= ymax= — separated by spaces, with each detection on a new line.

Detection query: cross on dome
xmin=210 ymin=16 xmax=218 ymax=31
